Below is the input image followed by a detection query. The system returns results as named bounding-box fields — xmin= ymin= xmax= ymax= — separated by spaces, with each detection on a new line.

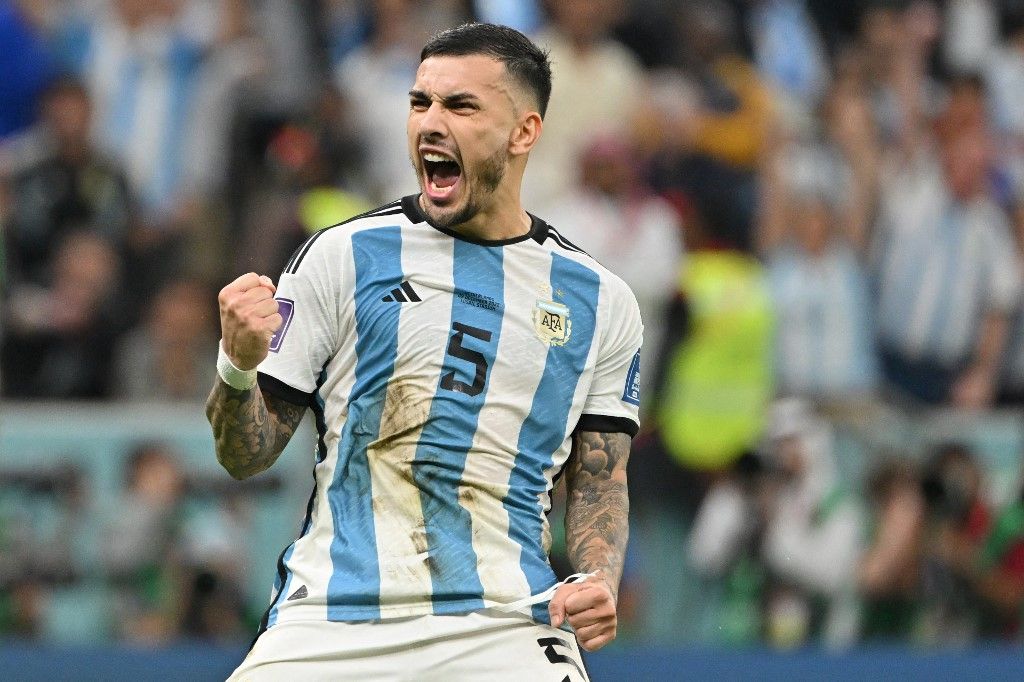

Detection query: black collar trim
xmin=401 ymin=194 xmax=545 ymax=247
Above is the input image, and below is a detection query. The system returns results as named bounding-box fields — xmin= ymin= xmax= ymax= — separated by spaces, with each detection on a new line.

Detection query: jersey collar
xmin=401 ymin=194 xmax=548 ymax=247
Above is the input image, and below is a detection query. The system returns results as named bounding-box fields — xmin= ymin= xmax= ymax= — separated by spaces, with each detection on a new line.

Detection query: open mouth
xmin=422 ymin=151 xmax=462 ymax=202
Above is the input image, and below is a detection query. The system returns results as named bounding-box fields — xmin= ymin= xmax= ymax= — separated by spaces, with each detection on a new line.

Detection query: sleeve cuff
xmin=574 ymin=414 xmax=639 ymax=438
xmin=257 ymin=372 xmax=314 ymax=406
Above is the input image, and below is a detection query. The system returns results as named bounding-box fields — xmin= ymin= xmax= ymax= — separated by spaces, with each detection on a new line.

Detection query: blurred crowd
xmin=4 ymin=0 xmax=1024 ymax=649
xmin=0 ymin=440 xmax=276 ymax=643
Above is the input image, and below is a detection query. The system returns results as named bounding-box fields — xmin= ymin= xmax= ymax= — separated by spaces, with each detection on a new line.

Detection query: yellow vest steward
xmin=658 ymin=251 xmax=774 ymax=470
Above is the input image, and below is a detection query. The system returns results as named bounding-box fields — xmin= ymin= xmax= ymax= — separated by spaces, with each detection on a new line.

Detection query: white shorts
xmin=228 ymin=610 xmax=591 ymax=681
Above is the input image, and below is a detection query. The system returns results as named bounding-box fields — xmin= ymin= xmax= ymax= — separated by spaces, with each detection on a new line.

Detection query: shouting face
xmin=408 ymin=54 xmax=527 ymax=230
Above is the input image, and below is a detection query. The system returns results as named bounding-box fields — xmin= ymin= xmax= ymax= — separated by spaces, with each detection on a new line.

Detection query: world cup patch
xmin=622 ymin=350 xmax=641 ymax=406
xmin=269 ymin=298 xmax=295 ymax=353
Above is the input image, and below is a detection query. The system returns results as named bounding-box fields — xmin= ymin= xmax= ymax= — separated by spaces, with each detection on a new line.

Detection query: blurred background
xmin=4 ymin=0 xmax=1024 ymax=679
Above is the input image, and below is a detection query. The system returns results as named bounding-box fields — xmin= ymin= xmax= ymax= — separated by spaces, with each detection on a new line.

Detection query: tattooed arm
xmin=548 ymin=430 xmax=631 ymax=651
xmin=206 ymin=382 xmax=306 ymax=480
xmin=564 ymin=430 xmax=631 ymax=597
xmin=207 ymin=271 xmax=306 ymax=479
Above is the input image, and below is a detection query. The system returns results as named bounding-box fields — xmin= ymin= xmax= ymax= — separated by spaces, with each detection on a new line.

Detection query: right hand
xmin=218 ymin=272 xmax=281 ymax=370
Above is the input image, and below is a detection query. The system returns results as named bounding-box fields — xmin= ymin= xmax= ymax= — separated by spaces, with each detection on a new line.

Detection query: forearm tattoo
xmin=564 ymin=430 xmax=631 ymax=601
xmin=206 ymin=381 xmax=306 ymax=479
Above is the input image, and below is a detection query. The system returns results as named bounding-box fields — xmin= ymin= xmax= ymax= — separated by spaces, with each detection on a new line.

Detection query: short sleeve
xmin=257 ymin=233 xmax=344 ymax=405
xmin=576 ymin=279 xmax=644 ymax=437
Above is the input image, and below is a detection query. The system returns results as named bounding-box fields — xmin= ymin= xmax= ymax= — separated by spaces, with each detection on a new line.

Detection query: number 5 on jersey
xmin=441 ymin=321 xmax=493 ymax=397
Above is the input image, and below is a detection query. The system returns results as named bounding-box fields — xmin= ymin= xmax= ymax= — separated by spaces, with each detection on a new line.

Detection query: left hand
xmin=548 ymin=574 xmax=618 ymax=652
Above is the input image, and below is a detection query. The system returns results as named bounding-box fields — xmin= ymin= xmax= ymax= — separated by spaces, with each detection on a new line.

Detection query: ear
xmin=508 ymin=111 xmax=542 ymax=157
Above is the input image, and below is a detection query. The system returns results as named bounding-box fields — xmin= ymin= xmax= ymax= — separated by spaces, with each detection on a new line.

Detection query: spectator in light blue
xmin=51 ymin=0 xmax=248 ymax=221
xmin=747 ymin=0 xmax=829 ymax=109
xmin=764 ymin=184 xmax=879 ymax=401
xmin=872 ymin=107 xmax=1021 ymax=407
xmin=758 ymin=76 xmax=880 ymax=403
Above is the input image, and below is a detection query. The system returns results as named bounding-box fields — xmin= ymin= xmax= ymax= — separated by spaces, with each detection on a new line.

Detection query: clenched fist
xmin=218 ymin=272 xmax=281 ymax=370
xmin=548 ymin=574 xmax=618 ymax=652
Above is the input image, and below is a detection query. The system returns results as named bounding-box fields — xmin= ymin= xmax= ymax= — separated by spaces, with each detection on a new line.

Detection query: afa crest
xmin=533 ymin=298 xmax=572 ymax=346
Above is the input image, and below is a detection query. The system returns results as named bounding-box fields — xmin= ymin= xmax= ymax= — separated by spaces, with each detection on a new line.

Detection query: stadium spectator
xmin=998 ymin=189 xmax=1024 ymax=403
xmin=917 ymin=442 xmax=992 ymax=643
xmin=759 ymin=74 xmax=881 ymax=403
xmin=858 ymin=459 xmax=927 ymax=641
xmin=524 ymin=0 xmax=645 ymax=211
xmin=650 ymin=201 xmax=774 ymax=474
xmin=855 ymin=0 xmax=942 ymax=148
xmin=1 ymin=231 xmax=124 ymax=398
xmin=0 ymin=466 xmax=86 ymax=639
xmin=638 ymin=0 xmax=776 ymax=250
xmin=687 ymin=451 xmax=772 ymax=645
xmin=872 ymin=108 xmax=1022 ymax=407
xmin=111 ymin=277 xmax=218 ymax=401
xmin=178 ymin=491 xmax=251 ymax=643
xmin=51 ymin=0 xmax=251 ymax=220
xmin=758 ymin=399 xmax=863 ymax=647
xmin=1 ymin=77 xmax=132 ymax=290
xmin=101 ymin=442 xmax=187 ymax=643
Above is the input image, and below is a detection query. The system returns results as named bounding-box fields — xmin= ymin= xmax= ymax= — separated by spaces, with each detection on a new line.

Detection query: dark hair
xmin=420 ymin=23 xmax=553 ymax=118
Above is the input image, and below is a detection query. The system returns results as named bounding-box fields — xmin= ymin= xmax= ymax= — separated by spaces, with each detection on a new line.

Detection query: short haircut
xmin=420 ymin=22 xmax=553 ymax=118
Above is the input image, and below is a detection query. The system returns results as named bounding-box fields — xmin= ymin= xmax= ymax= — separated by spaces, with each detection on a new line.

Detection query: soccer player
xmin=207 ymin=22 xmax=643 ymax=680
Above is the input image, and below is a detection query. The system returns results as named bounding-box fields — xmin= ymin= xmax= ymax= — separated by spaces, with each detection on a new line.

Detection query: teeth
xmin=423 ymin=152 xmax=453 ymax=163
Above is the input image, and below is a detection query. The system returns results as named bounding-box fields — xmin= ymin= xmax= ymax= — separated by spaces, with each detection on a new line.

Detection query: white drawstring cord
xmin=489 ymin=572 xmax=595 ymax=614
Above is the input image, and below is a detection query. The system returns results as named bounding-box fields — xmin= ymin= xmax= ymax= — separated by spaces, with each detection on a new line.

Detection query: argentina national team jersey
xmin=255 ymin=196 xmax=643 ymax=631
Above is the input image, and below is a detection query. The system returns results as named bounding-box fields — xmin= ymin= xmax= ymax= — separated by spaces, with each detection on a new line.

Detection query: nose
xmin=416 ymin=100 xmax=448 ymax=140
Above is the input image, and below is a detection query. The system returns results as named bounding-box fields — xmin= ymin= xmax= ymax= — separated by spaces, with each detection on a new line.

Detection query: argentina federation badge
xmin=533 ymin=298 xmax=572 ymax=346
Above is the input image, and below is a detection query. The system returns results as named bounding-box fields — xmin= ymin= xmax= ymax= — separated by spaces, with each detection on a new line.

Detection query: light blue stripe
xmin=266 ymin=368 xmax=329 ymax=627
xmin=414 ymin=241 xmax=504 ymax=613
xmin=506 ymin=253 xmax=600 ymax=623
xmin=922 ymin=210 xmax=962 ymax=358
xmin=890 ymin=228 xmax=929 ymax=342
xmin=109 ymin=56 xmax=140 ymax=157
xmin=326 ymin=226 xmax=404 ymax=620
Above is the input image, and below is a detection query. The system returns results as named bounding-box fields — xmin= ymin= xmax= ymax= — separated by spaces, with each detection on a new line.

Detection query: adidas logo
xmin=287 ymin=585 xmax=308 ymax=601
xmin=382 ymin=281 xmax=422 ymax=303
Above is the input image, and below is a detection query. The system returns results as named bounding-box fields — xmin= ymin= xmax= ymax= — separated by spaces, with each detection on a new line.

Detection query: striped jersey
xmin=255 ymin=196 xmax=643 ymax=630
xmin=873 ymin=160 xmax=1021 ymax=365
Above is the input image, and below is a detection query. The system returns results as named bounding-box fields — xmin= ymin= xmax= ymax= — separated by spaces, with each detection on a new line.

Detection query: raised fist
xmin=218 ymin=273 xmax=281 ymax=370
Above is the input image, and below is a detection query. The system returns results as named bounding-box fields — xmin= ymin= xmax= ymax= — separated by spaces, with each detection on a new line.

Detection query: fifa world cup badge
xmin=533 ymin=298 xmax=572 ymax=346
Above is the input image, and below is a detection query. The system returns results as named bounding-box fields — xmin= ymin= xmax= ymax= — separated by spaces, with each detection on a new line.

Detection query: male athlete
xmin=207 ymin=23 xmax=642 ymax=680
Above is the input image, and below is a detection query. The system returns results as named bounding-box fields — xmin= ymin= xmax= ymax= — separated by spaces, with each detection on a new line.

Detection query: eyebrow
xmin=408 ymin=90 xmax=481 ymax=107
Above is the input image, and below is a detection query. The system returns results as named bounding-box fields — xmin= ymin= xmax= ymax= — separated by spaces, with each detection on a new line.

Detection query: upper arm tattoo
xmin=206 ymin=381 xmax=306 ymax=479
xmin=563 ymin=430 xmax=631 ymax=600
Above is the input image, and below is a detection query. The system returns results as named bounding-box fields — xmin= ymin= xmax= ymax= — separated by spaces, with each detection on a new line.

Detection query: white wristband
xmin=217 ymin=341 xmax=258 ymax=391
